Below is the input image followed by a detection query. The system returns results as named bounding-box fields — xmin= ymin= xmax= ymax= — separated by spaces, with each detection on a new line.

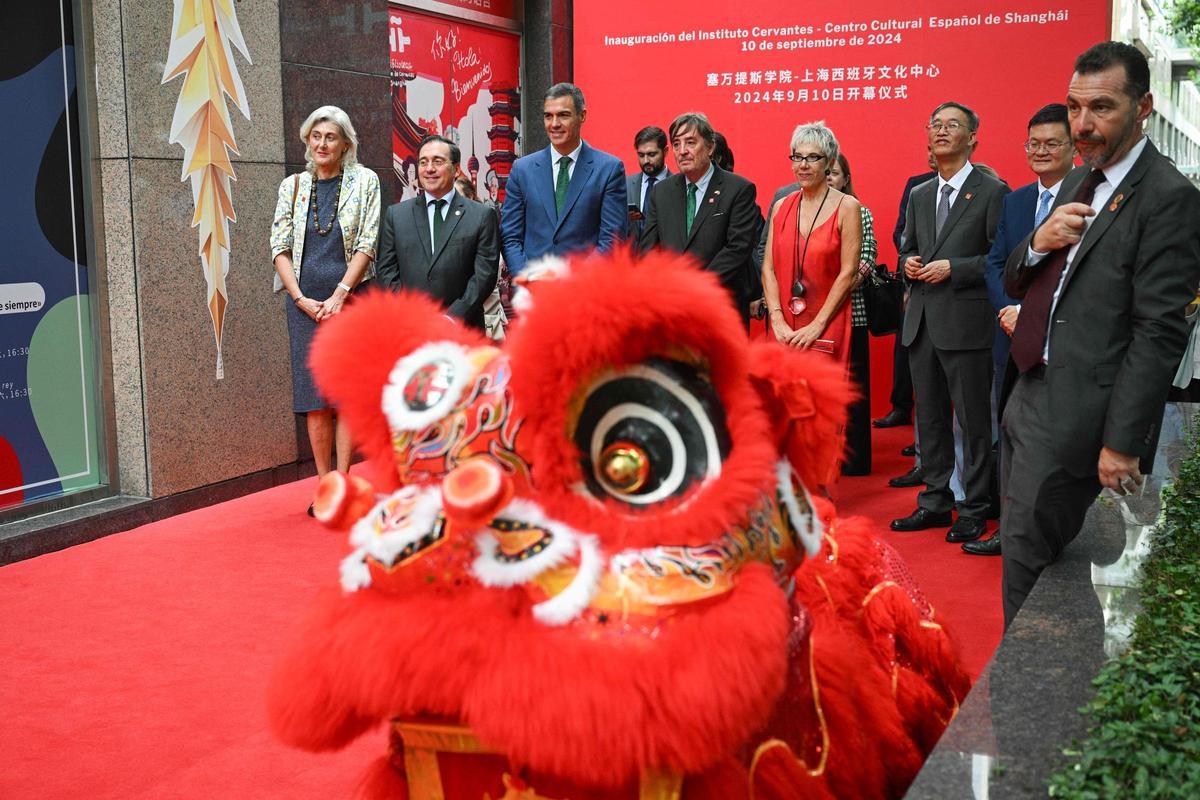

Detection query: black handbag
xmin=863 ymin=264 xmax=905 ymax=337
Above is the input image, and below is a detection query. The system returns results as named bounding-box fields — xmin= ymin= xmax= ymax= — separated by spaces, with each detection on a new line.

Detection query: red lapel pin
xmin=1109 ymin=193 xmax=1124 ymax=212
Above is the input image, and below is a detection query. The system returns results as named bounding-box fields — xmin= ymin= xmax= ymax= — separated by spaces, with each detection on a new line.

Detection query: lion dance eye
xmin=381 ymin=342 xmax=473 ymax=432
xmin=573 ymin=358 xmax=731 ymax=506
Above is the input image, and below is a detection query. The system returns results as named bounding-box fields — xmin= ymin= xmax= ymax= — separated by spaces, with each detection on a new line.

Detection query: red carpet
xmin=832 ymin=424 xmax=1004 ymax=680
xmin=0 ymin=427 xmax=1002 ymax=798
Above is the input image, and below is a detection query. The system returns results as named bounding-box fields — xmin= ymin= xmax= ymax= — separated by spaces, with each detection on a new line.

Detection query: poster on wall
xmin=575 ymin=0 xmax=1107 ymax=411
xmin=0 ymin=0 xmax=101 ymax=509
xmin=389 ymin=7 xmax=522 ymax=206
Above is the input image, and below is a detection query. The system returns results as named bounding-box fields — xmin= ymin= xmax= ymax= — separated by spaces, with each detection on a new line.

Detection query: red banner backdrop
xmin=389 ymin=8 xmax=521 ymax=205
xmin=575 ymin=1 xmax=1109 ymax=413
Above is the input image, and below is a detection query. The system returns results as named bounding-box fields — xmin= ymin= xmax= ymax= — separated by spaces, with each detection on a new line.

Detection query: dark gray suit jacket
xmin=899 ymin=167 xmax=1008 ymax=350
xmin=626 ymin=169 xmax=670 ymax=234
xmin=376 ymin=192 xmax=499 ymax=329
xmin=1004 ymin=141 xmax=1200 ymax=475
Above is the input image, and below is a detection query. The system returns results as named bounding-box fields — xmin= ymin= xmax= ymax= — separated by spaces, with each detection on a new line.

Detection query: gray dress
xmin=286 ymin=175 xmax=345 ymax=413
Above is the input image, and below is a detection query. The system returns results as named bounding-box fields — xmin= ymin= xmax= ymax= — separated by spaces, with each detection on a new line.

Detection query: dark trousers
xmin=999 ymin=371 xmax=1100 ymax=627
xmin=889 ymin=333 xmax=914 ymax=412
xmin=843 ymin=325 xmax=872 ymax=474
xmin=908 ymin=324 xmax=994 ymax=519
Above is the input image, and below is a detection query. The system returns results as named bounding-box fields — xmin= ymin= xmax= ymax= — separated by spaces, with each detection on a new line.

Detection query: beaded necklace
xmin=311 ymin=173 xmax=343 ymax=236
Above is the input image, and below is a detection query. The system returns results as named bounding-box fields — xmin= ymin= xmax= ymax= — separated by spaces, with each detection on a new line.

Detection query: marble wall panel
xmin=281 ymin=64 xmax=391 ymax=167
xmin=279 ymin=0 xmax=390 ymax=76
xmin=98 ymin=158 xmax=148 ymax=496
xmin=122 ymin=0 xmax=285 ymax=163
xmin=91 ymin=0 xmax=129 ymax=159
xmin=130 ymin=158 xmax=295 ymax=497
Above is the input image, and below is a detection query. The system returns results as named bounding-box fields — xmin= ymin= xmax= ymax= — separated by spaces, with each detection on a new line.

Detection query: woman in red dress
xmin=761 ymin=122 xmax=862 ymax=370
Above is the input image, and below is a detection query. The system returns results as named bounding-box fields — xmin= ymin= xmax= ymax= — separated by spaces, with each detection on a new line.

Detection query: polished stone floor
xmin=906 ymin=403 xmax=1197 ymax=799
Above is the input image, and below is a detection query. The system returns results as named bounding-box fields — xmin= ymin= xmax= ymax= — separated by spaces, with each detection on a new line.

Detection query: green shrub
xmin=1047 ymin=423 xmax=1200 ymax=798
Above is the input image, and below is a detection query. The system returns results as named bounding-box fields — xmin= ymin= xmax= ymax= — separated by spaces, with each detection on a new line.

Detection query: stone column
xmin=88 ymin=0 xmax=295 ymax=498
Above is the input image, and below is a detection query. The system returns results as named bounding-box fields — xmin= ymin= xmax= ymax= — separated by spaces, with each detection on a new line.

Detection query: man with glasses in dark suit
xmin=890 ymin=102 xmax=1009 ymax=545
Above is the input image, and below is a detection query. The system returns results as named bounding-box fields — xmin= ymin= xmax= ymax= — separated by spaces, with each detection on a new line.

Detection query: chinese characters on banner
xmin=575 ymin=1 xmax=1107 ymax=266
xmin=389 ymin=9 xmax=521 ymax=205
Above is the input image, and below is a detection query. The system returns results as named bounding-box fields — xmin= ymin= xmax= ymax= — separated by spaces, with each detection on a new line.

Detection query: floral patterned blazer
xmin=270 ymin=162 xmax=381 ymax=292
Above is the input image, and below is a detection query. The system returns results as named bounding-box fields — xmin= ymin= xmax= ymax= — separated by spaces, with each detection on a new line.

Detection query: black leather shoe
xmin=890 ymin=508 xmax=952 ymax=531
xmin=946 ymin=516 xmax=987 ymax=543
xmin=873 ymin=408 xmax=912 ymax=428
xmin=900 ymin=443 xmax=917 ymax=457
xmin=962 ymin=534 xmax=1002 ymax=555
xmin=888 ymin=466 xmax=925 ymax=488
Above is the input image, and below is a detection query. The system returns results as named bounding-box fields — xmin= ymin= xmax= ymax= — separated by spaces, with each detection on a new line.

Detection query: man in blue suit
xmin=964 ymin=103 xmax=1076 ymax=556
xmin=500 ymin=83 xmax=628 ymax=274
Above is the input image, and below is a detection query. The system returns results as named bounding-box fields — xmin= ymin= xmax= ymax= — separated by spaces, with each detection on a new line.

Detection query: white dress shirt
xmin=551 ymin=142 xmax=582 ymax=186
xmin=686 ymin=162 xmax=716 ymax=206
xmin=934 ymin=161 xmax=974 ymax=216
xmin=1037 ymin=176 xmax=1065 ymax=214
xmin=640 ymin=169 xmax=668 ymax=211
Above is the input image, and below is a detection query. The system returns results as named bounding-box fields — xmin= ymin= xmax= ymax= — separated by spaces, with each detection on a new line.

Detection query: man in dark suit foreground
xmin=890 ymin=101 xmax=1009 ymax=542
xmin=500 ymin=83 xmax=627 ymax=275
xmin=1000 ymin=41 xmax=1200 ymax=625
xmin=964 ymin=103 xmax=1076 ymax=556
xmin=639 ymin=111 xmax=759 ymax=322
xmin=376 ymin=135 xmax=499 ymax=329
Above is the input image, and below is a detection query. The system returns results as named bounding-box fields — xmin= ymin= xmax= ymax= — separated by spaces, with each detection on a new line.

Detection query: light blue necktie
xmin=1034 ymin=189 xmax=1053 ymax=227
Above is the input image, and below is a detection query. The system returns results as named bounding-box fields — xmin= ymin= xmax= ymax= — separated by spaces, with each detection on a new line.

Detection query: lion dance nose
xmin=441 ymin=458 xmax=514 ymax=529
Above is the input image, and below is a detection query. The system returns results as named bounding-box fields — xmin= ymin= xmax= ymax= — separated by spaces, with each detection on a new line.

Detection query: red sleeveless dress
xmin=771 ymin=192 xmax=852 ymax=371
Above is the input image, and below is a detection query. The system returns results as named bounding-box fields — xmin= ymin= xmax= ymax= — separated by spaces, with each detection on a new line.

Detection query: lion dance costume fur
xmin=268 ymin=249 xmax=969 ymax=799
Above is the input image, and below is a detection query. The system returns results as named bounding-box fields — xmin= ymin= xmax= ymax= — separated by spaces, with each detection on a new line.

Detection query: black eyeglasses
xmin=788 ymin=153 xmax=826 ymax=164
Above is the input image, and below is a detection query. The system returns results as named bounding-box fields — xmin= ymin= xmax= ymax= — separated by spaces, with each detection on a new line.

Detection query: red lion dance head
xmin=269 ymin=250 xmax=968 ymax=799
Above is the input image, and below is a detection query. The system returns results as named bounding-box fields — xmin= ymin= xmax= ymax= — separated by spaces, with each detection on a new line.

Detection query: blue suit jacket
xmin=500 ymin=141 xmax=628 ymax=274
xmin=985 ymin=181 xmax=1038 ymax=363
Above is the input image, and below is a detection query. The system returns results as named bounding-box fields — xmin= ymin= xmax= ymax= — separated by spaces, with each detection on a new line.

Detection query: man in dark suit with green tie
xmin=639 ymin=112 xmax=759 ymax=323
xmin=1000 ymin=42 xmax=1200 ymax=625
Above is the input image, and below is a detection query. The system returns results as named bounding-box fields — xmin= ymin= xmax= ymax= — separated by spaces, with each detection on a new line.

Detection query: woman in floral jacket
xmin=271 ymin=106 xmax=380 ymax=513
